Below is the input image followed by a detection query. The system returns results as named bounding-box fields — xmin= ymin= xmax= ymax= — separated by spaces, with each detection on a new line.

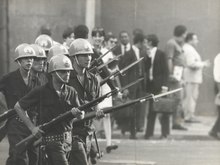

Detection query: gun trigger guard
xmin=120 ymin=72 xmax=126 ymax=76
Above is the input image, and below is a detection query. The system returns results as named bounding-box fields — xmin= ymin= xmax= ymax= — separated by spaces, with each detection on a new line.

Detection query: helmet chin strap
xmin=17 ymin=60 xmax=21 ymax=67
xmin=74 ymin=56 xmax=81 ymax=67
xmin=55 ymin=71 xmax=67 ymax=83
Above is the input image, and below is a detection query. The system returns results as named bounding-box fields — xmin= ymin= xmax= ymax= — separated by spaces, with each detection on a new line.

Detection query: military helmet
xmin=69 ymin=38 xmax=93 ymax=56
xmin=35 ymin=34 xmax=53 ymax=51
xmin=48 ymin=54 xmax=73 ymax=73
xmin=14 ymin=44 xmax=36 ymax=61
xmin=47 ymin=44 xmax=69 ymax=62
xmin=30 ymin=44 xmax=47 ymax=59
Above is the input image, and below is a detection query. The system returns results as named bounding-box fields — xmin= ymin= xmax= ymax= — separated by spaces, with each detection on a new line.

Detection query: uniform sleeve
xmin=165 ymin=41 xmax=175 ymax=59
xmin=0 ymin=75 xmax=7 ymax=94
xmin=18 ymin=87 xmax=41 ymax=111
xmin=0 ymin=92 xmax=7 ymax=115
xmin=70 ymin=89 xmax=81 ymax=107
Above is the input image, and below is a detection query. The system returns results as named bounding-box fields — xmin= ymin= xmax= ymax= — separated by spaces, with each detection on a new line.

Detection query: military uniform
xmin=0 ymin=69 xmax=38 ymax=165
xmin=18 ymin=80 xmax=80 ymax=165
xmin=68 ymin=70 xmax=100 ymax=165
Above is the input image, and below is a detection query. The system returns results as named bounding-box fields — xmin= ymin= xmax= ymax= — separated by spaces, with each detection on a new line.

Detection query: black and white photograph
xmin=0 ymin=0 xmax=220 ymax=164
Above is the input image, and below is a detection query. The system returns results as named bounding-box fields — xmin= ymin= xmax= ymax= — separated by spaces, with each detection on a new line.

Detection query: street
xmin=0 ymin=116 xmax=220 ymax=165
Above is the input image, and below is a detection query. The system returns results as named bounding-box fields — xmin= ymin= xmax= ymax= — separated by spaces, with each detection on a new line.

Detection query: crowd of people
xmin=0 ymin=23 xmax=219 ymax=165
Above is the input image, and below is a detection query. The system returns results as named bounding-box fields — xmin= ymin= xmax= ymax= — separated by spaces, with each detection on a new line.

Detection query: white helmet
xmin=14 ymin=44 xmax=36 ymax=61
xmin=69 ymin=38 xmax=93 ymax=56
xmin=48 ymin=54 xmax=73 ymax=73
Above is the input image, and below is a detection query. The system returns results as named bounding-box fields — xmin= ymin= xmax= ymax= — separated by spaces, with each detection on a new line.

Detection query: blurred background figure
xmin=112 ymin=31 xmax=138 ymax=139
xmin=209 ymin=52 xmax=220 ymax=139
xmin=91 ymin=27 xmax=118 ymax=154
xmin=132 ymin=32 xmax=146 ymax=132
xmin=144 ymin=34 xmax=170 ymax=139
xmin=183 ymin=33 xmax=210 ymax=123
xmin=62 ymin=27 xmax=75 ymax=49
xmin=74 ymin=24 xmax=89 ymax=39
xmin=165 ymin=25 xmax=188 ymax=131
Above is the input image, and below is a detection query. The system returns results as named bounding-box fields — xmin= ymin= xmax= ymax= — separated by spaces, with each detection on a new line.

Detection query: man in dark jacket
xmin=144 ymin=34 xmax=170 ymax=139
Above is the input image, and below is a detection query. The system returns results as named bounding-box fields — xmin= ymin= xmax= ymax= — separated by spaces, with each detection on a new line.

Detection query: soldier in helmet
xmin=14 ymin=54 xmax=84 ymax=165
xmin=68 ymin=38 xmax=104 ymax=165
xmin=29 ymin=44 xmax=48 ymax=88
xmin=35 ymin=34 xmax=54 ymax=57
xmin=0 ymin=44 xmax=38 ymax=165
xmin=48 ymin=44 xmax=70 ymax=62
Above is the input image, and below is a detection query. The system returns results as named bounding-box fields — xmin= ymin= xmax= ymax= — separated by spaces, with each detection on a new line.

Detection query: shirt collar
xmin=149 ymin=47 xmax=157 ymax=58
xmin=121 ymin=43 xmax=131 ymax=51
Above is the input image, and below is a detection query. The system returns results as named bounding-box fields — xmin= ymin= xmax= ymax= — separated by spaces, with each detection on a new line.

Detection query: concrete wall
xmin=8 ymin=0 xmax=87 ymax=71
xmin=100 ymin=0 xmax=220 ymax=115
xmin=3 ymin=0 xmax=220 ymax=115
xmin=0 ymin=0 xmax=9 ymax=75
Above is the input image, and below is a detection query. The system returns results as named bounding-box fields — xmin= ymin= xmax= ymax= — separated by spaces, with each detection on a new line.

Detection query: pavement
xmin=0 ymin=116 xmax=220 ymax=165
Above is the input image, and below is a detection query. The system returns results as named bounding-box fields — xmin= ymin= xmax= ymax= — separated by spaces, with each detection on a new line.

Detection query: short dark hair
xmin=40 ymin=25 xmax=52 ymax=36
xmin=62 ymin=27 xmax=74 ymax=39
xmin=105 ymin=33 xmax=116 ymax=42
xmin=74 ymin=25 xmax=89 ymax=39
xmin=185 ymin=32 xmax=195 ymax=42
xmin=133 ymin=28 xmax=144 ymax=36
xmin=174 ymin=25 xmax=187 ymax=37
xmin=119 ymin=30 xmax=129 ymax=37
xmin=133 ymin=33 xmax=144 ymax=44
xmin=91 ymin=27 xmax=105 ymax=37
xmin=145 ymin=34 xmax=159 ymax=47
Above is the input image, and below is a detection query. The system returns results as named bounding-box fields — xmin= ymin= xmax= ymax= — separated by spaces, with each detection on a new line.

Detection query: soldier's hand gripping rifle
xmin=100 ymin=57 xmax=144 ymax=86
xmin=15 ymin=78 xmax=144 ymax=152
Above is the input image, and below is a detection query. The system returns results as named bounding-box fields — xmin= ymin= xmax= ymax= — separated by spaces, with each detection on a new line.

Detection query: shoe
xmin=90 ymin=157 xmax=97 ymax=164
xmin=209 ymin=131 xmax=220 ymax=140
xmin=185 ymin=119 xmax=200 ymax=123
xmin=137 ymin=127 xmax=144 ymax=132
xmin=185 ymin=118 xmax=200 ymax=123
xmin=160 ymin=135 xmax=168 ymax=140
xmin=144 ymin=135 xmax=153 ymax=140
xmin=106 ymin=145 xmax=118 ymax=153
xmin=129 ymin=135 xmax=137 ymax=139
xmin=172 ymin=125 xmax=188 ymax=131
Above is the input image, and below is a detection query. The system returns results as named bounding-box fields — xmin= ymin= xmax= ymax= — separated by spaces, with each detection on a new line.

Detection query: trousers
xmin=183 ymin=82 xmax=199 ymax=120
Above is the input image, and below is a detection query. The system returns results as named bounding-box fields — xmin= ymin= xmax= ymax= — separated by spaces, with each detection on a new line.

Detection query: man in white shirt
xmin=183 ymin=33 xmax=210 ymax=122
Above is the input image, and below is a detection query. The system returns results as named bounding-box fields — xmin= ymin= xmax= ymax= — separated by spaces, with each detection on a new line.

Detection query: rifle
xmin=0 ymin=109 xmax=16 ymax=123
xmin=89 ymin=54 xmax=122 ymax=73
xmin=0 ymin=77 xmax=143 ymax=127
xmin=89 ymin=45 xmax=117 ymax=68
xmin=15 ymin=78 xmax=143 ymax=151
xmin=100 ymin=57 xmax=144 ymax=86
xmin=15 ymin=88 xmax=182 ymax=151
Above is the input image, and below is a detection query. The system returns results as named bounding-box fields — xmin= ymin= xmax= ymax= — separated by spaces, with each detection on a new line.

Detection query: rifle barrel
xmin=0 ymin=109 xmax=16 ymax=123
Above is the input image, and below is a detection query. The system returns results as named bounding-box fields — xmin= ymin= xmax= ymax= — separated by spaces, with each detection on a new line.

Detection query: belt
xmin=44 ymin=131 xmax=71 ymax=143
